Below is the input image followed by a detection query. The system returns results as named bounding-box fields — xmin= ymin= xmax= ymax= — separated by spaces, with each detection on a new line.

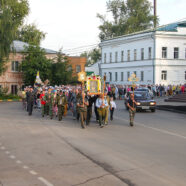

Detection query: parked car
xmin=135 ymin=88 xmax=153 ymax=98
xmin=124 ymin=91 xmax=156 ymax=112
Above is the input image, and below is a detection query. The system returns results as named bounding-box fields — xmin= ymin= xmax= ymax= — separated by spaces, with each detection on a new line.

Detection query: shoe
xmin=130 ymin=122 xmax=134 ymax=127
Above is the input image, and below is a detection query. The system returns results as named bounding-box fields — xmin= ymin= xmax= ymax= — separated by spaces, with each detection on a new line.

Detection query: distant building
xmin=85 ymin=61 xmax=101 ymax=76
xmin=68 ymin=56 xmax=86 ymax=76
xmin=0 ymin=41 xmax=86 ymax=94
xmin=99 ymin=20 xmax=186 ymax=85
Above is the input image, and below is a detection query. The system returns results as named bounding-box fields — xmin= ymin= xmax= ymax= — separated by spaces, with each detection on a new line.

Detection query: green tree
xmin=0 ymin=0 xmax=29 ymax=74
xmin=21 ymin=45 xmax=52 ymax=86
xmin=51 ymin=50 xmax=76 ymax=85
xmin=80 ymin=48 xmax=101 ymax=66
xmin=17 ymin=24 xmax=46 ymax=46
xmin=97 ymin=0 xmax=158 ymax=40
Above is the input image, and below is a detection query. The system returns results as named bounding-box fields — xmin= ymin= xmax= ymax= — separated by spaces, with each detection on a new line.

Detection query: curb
xmin=0 ymin=99 xmax=22 ymax=102
xmin=156 ymin=106 xmax=186 ymax=114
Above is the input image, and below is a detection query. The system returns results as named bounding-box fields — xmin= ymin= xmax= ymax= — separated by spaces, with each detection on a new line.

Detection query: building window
xmin=115 ymin=52 xmax=118 ymax=63
xmin=109 ymin=72 xmax=112 ymax=81
xmin=161 ymin=71 xmax=167 ymax=81
xmin=162 ymin=47 xmax=167 ymax=59
xmin=115 ymin=72 xmax=118 ymax=81
xmin=110 ymin=53 xmax=112 ymax=63
xmin=121 ymin=72 xmax=124 ymax=81
xmin=127 ymin=72 xmax=130 ymax=81
xmin=174 ymin=47 xmax=179 ymax=59
xmin=148 ymin=47 xmax=152 ymax=59
xmin=104 ymin=53 xmax=106 ymax=63
xmin=11 ymin=61 xmax=19 ymax=72
xmin=76 ymin=65 xmax=81 ymax=73
xmin=121 ymin=51 xmax=124 ymax=62
xmin=185 ymin=48 xmax=186 ymax=59
xmin=141 ymin=71 xmax=144 ymax=82
xmin=11 ymin=85 xmax=18 ymax=95
xmin=127 ymin=50 xmax=130 ymax=61
xmin=141 ymin=48 xmax=144 ymax=60
xmin=134 ymin=49 xmax=137 ymax=61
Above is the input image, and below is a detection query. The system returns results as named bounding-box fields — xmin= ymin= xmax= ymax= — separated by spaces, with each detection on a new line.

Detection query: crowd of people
xmin=21 ymin=83 xmax=186 ymax=128
xmin=21 ymin=85 xmax=117 ymax=129
xmin=106 ymin=84 xmax=186 ymax=99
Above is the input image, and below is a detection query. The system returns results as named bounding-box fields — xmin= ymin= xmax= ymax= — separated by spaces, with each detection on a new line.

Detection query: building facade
xmin=99 ymin=21 xmax=186 ymax=85
xmin=0 ymin=41 xmax=86 ymax=94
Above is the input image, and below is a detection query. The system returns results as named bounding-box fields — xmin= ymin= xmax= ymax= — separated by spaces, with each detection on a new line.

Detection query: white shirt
xmin=110 ymin=101 xmax=116 ymax=109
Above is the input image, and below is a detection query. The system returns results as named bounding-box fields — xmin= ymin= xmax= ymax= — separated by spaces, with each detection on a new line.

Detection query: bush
xmin=0 ymin=94 xmax=21 ymax=100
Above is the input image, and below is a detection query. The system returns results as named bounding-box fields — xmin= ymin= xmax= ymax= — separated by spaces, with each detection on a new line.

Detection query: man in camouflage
xmin=127 ymin=93 xmax=137 ymax=126
xmin=57 ymin=90 xmax=67 ymax=121
xmin=77 ymin=91 xmax=89 ymax=129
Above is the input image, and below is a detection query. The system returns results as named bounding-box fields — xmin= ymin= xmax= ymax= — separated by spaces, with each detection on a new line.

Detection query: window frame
xmin=127 ymin=50 xmax=130 ymax=62
xmin=161 ymin=70 xmax=167 ymax=81
xmin=141 ymin=48 xmax=144 ymax=60
xmin=162 ymin=47 xmax=167 ymax=59
xmin=174 ymin=47 xmax=179 ymax=59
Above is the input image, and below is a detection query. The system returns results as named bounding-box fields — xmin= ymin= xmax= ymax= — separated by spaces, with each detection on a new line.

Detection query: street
xmin=0 ymin=101 xmax=186 ymax=186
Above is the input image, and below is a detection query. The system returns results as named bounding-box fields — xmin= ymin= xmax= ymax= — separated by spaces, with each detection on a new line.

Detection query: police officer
xmin=96 ymin=94 xmax=108 ymax=128
xmin=77 ymin=91 xmax=89 ymax=129
xmin=127 ymin=93 xmax=137 ymax=126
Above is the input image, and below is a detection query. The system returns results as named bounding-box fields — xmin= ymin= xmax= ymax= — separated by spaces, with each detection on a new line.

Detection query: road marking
xmin=38 ymin=177 xmax=54 ymax=186
xmin=9 ymin=155 xmax=16 ymax=159
xmin=23 ymin=165 xmax=29 ymax=169
xmin=5 ymin=151 xmax=10 ymax=154
xmin=16 ymin=160 xmax=22 ymax=164
xmin=30 ymin=170 xmax=38 ymax=175
xmin=117 ymin=116 xmax=186 ymax=140
xmin=1 ymin=146 xmax=5 ymax=150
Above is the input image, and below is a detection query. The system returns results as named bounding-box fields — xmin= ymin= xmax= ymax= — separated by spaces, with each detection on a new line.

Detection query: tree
xmin=0 ymin=0 xmax=29 ymax=74
xmin=17 ymin=24 xmax=46 ymax=46
xmin=80 ymin=48 xmax=101 ymax=66
xmin=21 ymin=45 xmax=52 ymax=86
xmin=51 ymin=50 xmax=76 ymax=85
xmin=97 ymin=0 xmax=158 ymax=40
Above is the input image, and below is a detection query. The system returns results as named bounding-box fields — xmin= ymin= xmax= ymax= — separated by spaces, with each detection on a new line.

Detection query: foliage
xmin=21 ymin=45 xmax=52 ymax=86
xmin=17 ymin=24 xmax=46 ymax=46
xmin=97 ymin=0 xmax=158 ymax=40
xmin=51 ymin=50 xmax=76 ymax=85
xmin=80 ymin=48 xmax=101 ymax=66
xmin=0 ymin=0 xmax=29 ymax=74
xmin=0 ymin=94 xmax=21 ymax=100
xmin=0 ymin=86 xmax=9 ymax=96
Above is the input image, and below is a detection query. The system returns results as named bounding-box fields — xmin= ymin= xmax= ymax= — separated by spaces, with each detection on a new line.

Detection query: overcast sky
xmin=26 ymin=0 xmax=186 ymax=54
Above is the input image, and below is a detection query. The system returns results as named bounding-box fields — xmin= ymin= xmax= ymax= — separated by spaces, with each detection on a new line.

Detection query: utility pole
xmin=154 ymin=0 xmax=157 ymax=28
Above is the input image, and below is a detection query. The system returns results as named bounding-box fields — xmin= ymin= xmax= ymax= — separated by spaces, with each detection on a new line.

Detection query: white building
xmin=85 ymin=60 xmax=101 ymax=75
xmin=99 ymin=20 xmax=186 ymax=85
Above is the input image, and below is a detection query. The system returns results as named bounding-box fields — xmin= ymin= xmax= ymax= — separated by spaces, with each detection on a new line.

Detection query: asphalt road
xmin=0 ymin=101 xmax=186 ymax=186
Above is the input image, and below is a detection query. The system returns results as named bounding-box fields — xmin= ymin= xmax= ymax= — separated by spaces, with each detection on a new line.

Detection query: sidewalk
xmin=155 ymin=97 xmax=186 ymax=114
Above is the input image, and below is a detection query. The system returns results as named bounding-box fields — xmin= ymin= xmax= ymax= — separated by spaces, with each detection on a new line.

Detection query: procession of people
xmin=21 ymin=71 xmax=186 ymax=129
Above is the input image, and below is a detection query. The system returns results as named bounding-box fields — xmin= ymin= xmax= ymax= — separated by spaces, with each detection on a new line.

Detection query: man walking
xmin=27 ymin=87 xmax=35 ymax=116
xmin=127 ymin=93 xmax=137 ymax=126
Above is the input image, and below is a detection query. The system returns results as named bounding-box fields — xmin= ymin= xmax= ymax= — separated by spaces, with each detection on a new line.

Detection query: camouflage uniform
xmin=77 ymin=96 xmax=88 ymax=129
xmin=48 ymin=93 xmax=54 ymax=119
xmin=57 ymin=93 xmax=67 ymax=121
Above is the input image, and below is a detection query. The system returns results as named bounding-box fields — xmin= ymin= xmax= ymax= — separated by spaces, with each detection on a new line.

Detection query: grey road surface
xmin=0 ymin=101 xmax=186 ymax=186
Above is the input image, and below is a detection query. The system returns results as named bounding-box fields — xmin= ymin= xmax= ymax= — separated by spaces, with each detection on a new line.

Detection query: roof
xmin=11 ymin=40 xmax=57 ymax=54
xmin=101 ymin=19 xmax=186 ymax=42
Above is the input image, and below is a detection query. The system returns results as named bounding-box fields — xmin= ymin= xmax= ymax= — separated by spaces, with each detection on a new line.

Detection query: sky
xmin=26 ymin=0 xmax=186 ymax=55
